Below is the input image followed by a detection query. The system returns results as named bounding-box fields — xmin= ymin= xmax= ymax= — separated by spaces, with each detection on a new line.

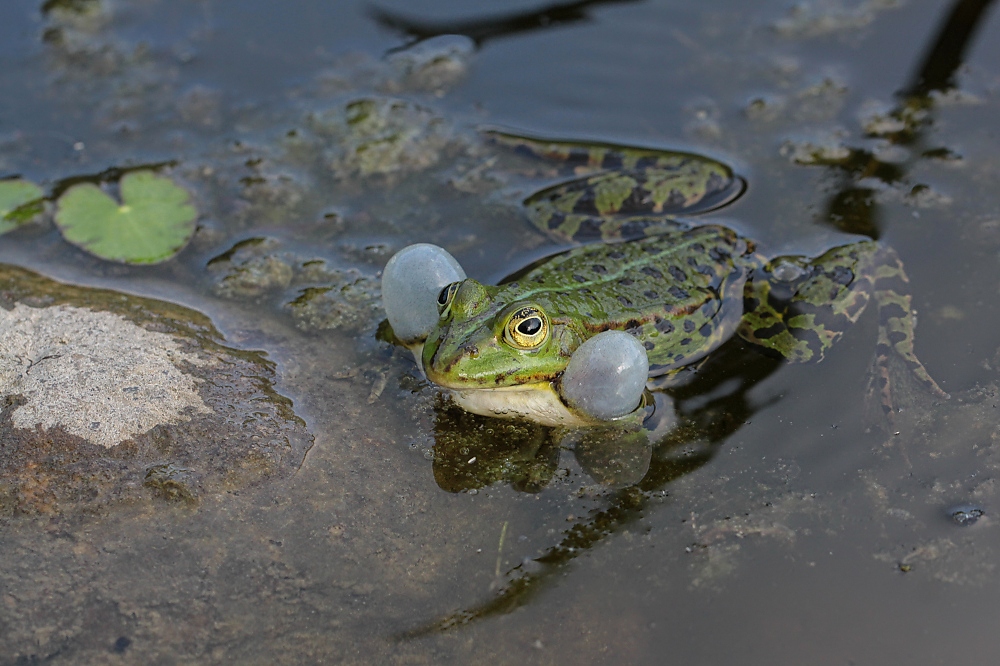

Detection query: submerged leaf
xmin=54 ymin=170 xmax=197 ymax=264
xmin=0 ymin=179 xmax=45 ymax=234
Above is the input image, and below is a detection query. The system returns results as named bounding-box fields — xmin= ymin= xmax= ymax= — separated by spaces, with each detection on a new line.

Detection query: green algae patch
xmin=54 ymin=170 xmax=197 ymax=264
xmin=0 ymin=179 xmax=44 ymax=234
xmin=308 ymin=97 xmax=465 ymax=183
xmin=41 ymin=0 xmax=102 ymax=15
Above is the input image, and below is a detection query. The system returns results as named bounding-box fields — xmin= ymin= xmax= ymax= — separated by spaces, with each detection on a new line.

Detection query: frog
xmin=382 ymin=131 xmax=948 ymax=428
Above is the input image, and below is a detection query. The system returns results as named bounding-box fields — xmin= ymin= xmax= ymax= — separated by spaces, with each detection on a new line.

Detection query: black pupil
xmin=438 ymin=285 xmax=452 ymax=305
xmin=517 ymin=317 xmax=541 ymax=336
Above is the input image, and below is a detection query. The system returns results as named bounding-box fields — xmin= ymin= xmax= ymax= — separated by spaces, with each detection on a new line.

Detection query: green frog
xmin=383 ymin=132 xmax=948 ymax=427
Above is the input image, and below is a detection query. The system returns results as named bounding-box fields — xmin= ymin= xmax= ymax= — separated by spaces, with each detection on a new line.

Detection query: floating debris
xmin=948 ymin=504 xmax=985 ymax=527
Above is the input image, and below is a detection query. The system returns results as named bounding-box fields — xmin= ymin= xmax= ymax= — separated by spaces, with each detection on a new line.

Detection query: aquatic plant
xmin=0 ymin=179 xmax=44 ymax=234
xmin=54 ymin=170 xmax=197 ymax=264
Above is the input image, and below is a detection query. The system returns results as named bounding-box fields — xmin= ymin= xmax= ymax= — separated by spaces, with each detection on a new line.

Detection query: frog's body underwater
xmin=382 ymin=131 xmax=948 ymax=428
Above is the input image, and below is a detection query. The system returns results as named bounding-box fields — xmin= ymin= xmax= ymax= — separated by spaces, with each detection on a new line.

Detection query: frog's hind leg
xmin=485 ymin=130 xmax=651 ymax=175
xmin=484 ymin=130 xmax=746 ymax=243
xmin=737 ymin=242 xmax=947 ymax=416
xmin=737 ymin=243 xmax=877 ymax=364
xmin=867 ymin=246 xmax=949 ymax=416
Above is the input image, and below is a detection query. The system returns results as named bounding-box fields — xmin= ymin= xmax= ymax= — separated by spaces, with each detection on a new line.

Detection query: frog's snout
xmin=450 ymin=280 xmax=492 ymax=319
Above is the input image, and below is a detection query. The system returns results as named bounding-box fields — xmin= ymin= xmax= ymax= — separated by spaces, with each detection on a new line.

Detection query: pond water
xmin=2 ymin=0 xmax=1000 ymax=663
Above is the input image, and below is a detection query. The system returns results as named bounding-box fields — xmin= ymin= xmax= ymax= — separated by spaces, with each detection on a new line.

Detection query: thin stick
xmin=495 ymin=521 xmax=509 ymax=578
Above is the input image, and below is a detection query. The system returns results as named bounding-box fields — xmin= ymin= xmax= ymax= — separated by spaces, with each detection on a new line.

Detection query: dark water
xmin=2 ymin=0 xmax=1000 ymax=663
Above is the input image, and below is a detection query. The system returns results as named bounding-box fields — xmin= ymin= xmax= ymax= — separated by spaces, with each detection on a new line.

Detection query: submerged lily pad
xmin=54 ymin=170 xmax=197 ymax=264
xmin=0 ymin=179 xmax=44 ymax=234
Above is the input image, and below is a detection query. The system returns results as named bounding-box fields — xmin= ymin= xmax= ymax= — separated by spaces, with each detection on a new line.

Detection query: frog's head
xmin=421 ymin=278 xmax=579 ymax=390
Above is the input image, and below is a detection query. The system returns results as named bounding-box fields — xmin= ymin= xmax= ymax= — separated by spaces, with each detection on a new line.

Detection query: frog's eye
xmin=503 ymin=306 xmax=549 ymax=350
xmin=437 ymin=282 xmax=460 ymax=316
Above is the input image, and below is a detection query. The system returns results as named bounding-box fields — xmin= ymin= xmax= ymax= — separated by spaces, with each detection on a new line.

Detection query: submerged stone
xmin=0 ymin=302 xmax=211 ymax=447
xmin=772 ymin=0 xmax=902 ymax=38
xmin=0 ymin=264 xmax=312 ymax=515
xmin=948 ymin=504 xmax=985 ymax=527
xmin=143 ymin=463 xmax=200 ymax=503
xmin=309 ymin=97 xmax=465 ymax=181
xmin=780 ymin=133 xmax=852 ymax=165
xmin=207 ymin=237 xmax=383 ymax=332
xmin=286 ymin=273 xmax=381 ymax=333
xmin=207 ymin=237 xmax=295 ymax=299
xmin=386 ymin=35 xmax=475 ymax=94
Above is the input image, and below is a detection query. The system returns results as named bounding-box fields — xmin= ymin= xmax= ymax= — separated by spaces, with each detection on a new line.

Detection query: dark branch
xmin=369 ymin=0 xmax=644 ymax=48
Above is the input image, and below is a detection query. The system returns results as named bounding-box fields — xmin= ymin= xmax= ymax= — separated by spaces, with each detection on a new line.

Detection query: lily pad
xmin=0 ymin=179 xmax=44 ymax=234
xmin=54 ymin=170 xmax=197 ymax=264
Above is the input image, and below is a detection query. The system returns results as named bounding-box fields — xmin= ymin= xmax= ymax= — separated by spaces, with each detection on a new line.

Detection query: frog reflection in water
xmin=383 ymin=132 xmax=948 ymax=449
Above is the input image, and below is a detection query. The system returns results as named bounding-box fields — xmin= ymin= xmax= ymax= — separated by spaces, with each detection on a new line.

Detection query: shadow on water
xmin=392 ymin=0 xmax=996 ymax=639
xmin=818 ymin=0 xmax=996 ymax=239
xmin=402 ymin=343 xmax=783 ymax=637
xmin=370 ymin=0 xmax=644 ymax=49
xmin=905 ymin=0 xmax=996 ymax=96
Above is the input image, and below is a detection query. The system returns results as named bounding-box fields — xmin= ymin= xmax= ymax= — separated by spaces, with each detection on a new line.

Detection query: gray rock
xmin=0 ymin=263 xmax=312 ymax=515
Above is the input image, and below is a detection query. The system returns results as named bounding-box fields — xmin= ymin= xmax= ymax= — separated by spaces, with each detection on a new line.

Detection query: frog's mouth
xmin=448 ymin=382 xmax=596 ymax=427
xmin=408 ymin=342 xmax=594 ymax=427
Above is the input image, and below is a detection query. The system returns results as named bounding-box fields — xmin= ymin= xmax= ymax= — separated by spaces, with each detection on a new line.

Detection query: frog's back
xmin=508 ymin=225 xmax=756 ymax=375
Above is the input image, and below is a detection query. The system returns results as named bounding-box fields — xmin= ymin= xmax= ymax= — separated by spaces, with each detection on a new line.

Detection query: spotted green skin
xmin=422 ymin=133 xmax=947 ymax=418
xmin=488 ymin=130 xmax=745 ymax=243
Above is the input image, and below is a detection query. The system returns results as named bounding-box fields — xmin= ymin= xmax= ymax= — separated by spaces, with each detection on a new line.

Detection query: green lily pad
xmin=0 ymin=179 xmax=45 ymax=234
xmin=55 ymin=170 xmax=197 ymax=264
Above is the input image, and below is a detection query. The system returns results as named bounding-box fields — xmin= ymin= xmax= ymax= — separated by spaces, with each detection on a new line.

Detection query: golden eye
xmin=504 ymin=306 xmax=549 ymax=350
xmin=437 ymin=282 xmax=459 ymax=316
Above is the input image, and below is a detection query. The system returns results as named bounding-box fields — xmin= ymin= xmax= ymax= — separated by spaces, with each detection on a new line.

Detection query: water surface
xmin=2 ymin=0 xmax=1000 ymax=663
